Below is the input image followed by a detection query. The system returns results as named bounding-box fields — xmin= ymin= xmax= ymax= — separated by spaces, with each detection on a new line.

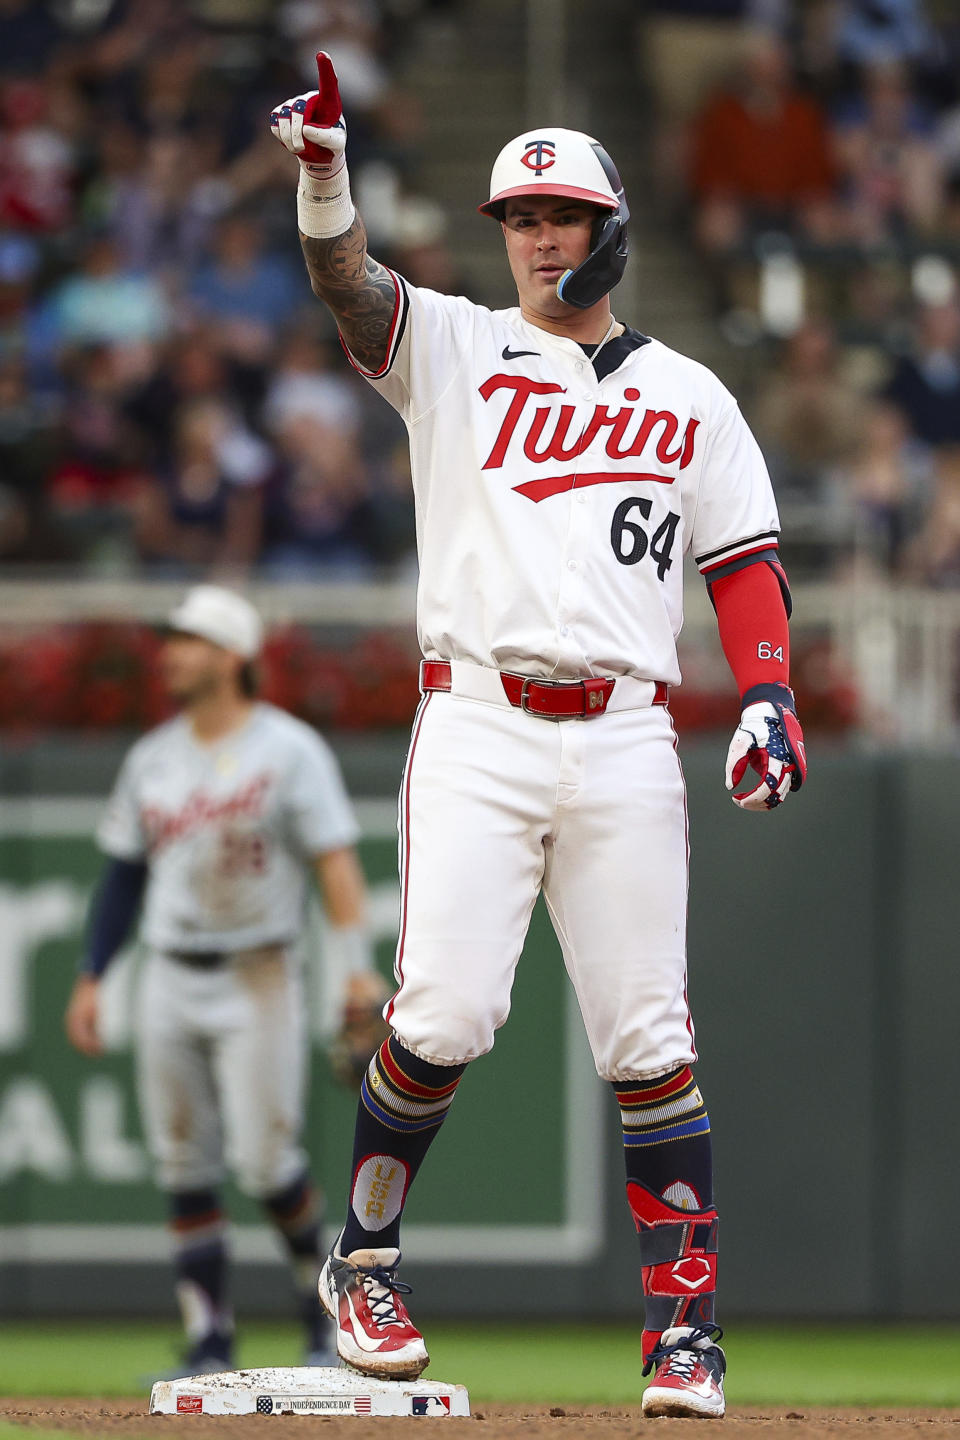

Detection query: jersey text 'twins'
xmin=478 ymin=374 xmax=700 ymax=481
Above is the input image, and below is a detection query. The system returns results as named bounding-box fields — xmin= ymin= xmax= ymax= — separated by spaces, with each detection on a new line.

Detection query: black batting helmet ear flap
xmin=555 ymin=143 xmax=630 ymax=310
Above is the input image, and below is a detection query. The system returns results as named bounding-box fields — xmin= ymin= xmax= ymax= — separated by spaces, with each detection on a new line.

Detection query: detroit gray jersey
xmin=98 ymin=703 xmax=359 ymax=953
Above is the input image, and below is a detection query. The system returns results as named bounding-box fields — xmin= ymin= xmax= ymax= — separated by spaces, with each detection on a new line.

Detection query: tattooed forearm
xmin=300 ymin=213 xmax=397 ymax=374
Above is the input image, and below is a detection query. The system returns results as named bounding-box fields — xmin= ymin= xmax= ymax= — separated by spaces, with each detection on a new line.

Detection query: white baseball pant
xmin=387 ymin=661 xmax=697 ymax=1080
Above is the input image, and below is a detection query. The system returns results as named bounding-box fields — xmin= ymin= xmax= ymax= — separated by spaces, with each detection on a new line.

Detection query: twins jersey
xmin=98 ymin=703 xmax=359 ymax=953
xmin=348 ymin=279 xmax=779 ymax=685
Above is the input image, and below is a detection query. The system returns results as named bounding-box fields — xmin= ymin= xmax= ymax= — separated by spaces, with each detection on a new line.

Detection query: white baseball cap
xmin=478 ymin=128 xmax=621 ymax=219
xmin=165 ymin=585 xmax=264 ymax=659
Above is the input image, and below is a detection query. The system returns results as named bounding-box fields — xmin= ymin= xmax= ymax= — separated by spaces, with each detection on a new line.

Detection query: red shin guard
xmin=627 ymin=1180 xmax=719 ymax=1365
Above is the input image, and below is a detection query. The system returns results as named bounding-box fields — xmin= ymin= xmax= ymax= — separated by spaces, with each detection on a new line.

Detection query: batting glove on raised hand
xmin=725 ymin=683 xmax=807 ymax=812
xmin=269 ymin=51 xmax=347 ymax=180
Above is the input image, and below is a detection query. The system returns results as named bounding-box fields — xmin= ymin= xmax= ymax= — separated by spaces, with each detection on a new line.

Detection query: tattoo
xmin=301 ymin=213 xmax=397 ymax=374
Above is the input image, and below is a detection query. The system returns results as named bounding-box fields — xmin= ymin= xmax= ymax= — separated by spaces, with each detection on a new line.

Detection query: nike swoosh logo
xmin=344 ymin=1291 xmax=388 ymax=1352
xmin=502 ymin=345 xmax=539 ymax=360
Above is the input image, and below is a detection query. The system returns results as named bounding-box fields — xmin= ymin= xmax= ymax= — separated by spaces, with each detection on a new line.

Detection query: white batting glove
xmin=269 ymin=51 xmax=354 ymax=238
xmin=725 ymin=685 xmax=807 ymax=813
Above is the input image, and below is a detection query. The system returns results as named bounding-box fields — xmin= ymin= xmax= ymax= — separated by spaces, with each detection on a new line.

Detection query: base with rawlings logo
xmin=149 ymin=1367 xmax=469 ymax=1417
xmin=270 ymin=49 xmax=807 ymax=1418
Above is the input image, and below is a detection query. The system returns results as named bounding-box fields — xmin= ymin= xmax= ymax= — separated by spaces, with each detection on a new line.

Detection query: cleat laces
xmin=661 ymin=1349 xmax=699 ymax=1383
xmin=360 ymin=1264 xmax=413 ymax=1331
xmin=645 ymin=1323 xmax=724 ymax=1378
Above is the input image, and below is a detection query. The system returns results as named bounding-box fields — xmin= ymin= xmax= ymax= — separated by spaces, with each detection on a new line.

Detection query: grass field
xmin=0 ymin=1320 xmax=958 ymax=1410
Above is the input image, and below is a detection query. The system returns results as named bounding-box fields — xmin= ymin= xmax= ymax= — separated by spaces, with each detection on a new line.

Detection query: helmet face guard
xmin=480 ymin=130 xmax=629 ymax=310
xmin=555 ymin=144 xmax=629 ymax=310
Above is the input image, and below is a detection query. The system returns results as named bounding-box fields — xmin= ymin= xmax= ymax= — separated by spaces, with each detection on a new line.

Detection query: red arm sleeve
xmin=710 ymin=560 xmax=790 ymax=699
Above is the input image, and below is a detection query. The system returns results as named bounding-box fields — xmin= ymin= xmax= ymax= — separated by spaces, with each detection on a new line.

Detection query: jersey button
xmin=567 ymin=559 xmax=577 ymax=571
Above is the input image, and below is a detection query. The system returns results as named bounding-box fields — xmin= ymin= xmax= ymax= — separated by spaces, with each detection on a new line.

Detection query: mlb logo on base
xmin=412 ymin=1396 xmax=452 ymax=1415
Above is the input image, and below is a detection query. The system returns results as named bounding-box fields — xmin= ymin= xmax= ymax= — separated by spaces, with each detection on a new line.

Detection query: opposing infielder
xmin=64 ymin=585 xmax=386 ymax=1376
xmin=270 ymin=56 xmax=806 ymax=1418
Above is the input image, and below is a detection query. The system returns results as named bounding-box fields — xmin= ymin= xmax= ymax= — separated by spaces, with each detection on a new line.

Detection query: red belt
xmin=420 ymin=661 xmax=667 ymax=720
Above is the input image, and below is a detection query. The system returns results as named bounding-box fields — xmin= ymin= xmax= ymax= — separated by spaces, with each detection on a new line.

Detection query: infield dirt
xmin=0 ymin=1400 xmax=958 ymax=1439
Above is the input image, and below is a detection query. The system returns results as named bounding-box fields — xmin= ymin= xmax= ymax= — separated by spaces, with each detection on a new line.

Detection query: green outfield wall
xmin=0 ymin=736 xmax=956 ymax=1320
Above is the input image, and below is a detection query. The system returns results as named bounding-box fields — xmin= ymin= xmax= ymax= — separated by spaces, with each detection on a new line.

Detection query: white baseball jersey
xmin=347 ymin=278 xmax=779 ymax=686
xmin=98 ymin=702 xmax=359 ymax=953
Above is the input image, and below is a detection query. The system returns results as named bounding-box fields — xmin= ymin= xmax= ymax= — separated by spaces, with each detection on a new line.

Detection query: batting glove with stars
xmin=725 ymin=683 xmax=807 ymax=813
xmin=269 ymin=51 xmax=346 ymax=179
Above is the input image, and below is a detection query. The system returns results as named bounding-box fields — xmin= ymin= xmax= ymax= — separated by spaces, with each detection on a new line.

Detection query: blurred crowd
xmin=6 ymin=0 xmax=960 ymax=592
xmin=647 ymin=0 xmax=960 ymax=583
xmin=0 ymin=0 xmax=462 ymax=579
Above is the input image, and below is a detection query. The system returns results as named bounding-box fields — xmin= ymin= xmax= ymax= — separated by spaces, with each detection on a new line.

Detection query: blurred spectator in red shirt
xmin=0 ymin=75 xmax=79 ymax=233
xmin=45 ymin=342 xmax=149 ymax=568
xmin=832 ymin=59 xmax=944 ymax=242
xmin=689 ymin=28 xmax=839 ymax=252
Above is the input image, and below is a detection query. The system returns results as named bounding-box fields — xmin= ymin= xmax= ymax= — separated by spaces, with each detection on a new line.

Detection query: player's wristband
xmin=740 ymin=681 xmax=797 ymax=713
xmin=297 ymin=166 xmax=355 ymax=239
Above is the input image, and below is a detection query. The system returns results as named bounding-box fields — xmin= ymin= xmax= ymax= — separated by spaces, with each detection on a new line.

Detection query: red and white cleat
xmin=318 ymin=1238 xmax=428 ymax=1380
xmin=641 ymin=1324 xmax=726 ymax=1418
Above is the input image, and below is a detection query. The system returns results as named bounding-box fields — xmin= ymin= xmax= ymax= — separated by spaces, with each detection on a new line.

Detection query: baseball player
xmin=270 ymin=56 xmax=807 ymax=1418
xmin=64 ymin=584 xmax=385 ymax=1376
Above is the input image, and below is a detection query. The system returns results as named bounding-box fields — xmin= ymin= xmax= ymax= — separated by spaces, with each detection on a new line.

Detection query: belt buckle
xmin=520 ymin=676 xmax=571 ymax=721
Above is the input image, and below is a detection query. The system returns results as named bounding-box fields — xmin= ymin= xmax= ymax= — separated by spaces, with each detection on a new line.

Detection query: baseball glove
xmin=327 ymin=970 xmax=392 ymax=1089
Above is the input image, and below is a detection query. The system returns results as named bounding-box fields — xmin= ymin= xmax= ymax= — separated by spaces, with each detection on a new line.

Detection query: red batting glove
xmin=269 ymin=52 xmax=346 ymax=178
xmin=725 ymin=684 xmax=807 ymax=812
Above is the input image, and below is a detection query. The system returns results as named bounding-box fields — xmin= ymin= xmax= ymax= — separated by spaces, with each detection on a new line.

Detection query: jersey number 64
xmin=610 ymin=497 xmax=680 ymax=581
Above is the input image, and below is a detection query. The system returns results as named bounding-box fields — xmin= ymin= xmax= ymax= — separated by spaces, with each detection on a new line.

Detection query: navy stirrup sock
xmin=340 ymin=1036 xmax=466 ymax=1255
xmin=169 ymin=1188 xmax=232 ymax=1347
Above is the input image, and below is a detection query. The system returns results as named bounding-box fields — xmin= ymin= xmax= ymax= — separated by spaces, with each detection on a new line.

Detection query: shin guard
xmin=627 ymin=1179 xmax=718 ymax=1367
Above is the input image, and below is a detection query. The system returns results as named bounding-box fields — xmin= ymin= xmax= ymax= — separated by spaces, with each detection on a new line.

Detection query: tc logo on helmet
xmin=520 ymin=139 xmax=555 ymax=175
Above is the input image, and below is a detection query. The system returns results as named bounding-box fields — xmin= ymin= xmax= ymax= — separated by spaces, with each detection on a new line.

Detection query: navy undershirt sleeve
xmin=81 ymin=856 xmax=149 ymax=977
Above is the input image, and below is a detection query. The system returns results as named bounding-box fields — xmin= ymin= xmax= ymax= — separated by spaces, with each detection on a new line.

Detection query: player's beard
xmin=164 ymin=669 xmax=222 ymax=708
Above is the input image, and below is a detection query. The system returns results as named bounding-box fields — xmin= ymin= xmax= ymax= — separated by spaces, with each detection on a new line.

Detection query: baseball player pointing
xmin=271 ymin=56 xmax=806 ymax=1417
xmin=64 ymin=585 xmax=384 ymax=1376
